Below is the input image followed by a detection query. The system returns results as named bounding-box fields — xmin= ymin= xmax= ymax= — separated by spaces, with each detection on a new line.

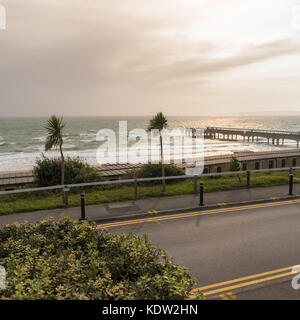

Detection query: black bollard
xmin=80 ymin=193 xmax=86 ymax=221
xmin=246 ymin=171 xmax=250 ymax=189
xmin=289 ymin=174 xmax=294 ymax=196
xmin=200 ymin=182 xmax=204 ymax=206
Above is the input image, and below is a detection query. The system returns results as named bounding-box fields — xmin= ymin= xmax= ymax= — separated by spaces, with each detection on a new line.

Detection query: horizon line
xmin=1 ymin=113 xmax=300 ymax=118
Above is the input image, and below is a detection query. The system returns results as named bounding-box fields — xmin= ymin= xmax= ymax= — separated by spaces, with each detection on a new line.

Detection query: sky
xmin=0 ymin=0 xmax=300 ymax=117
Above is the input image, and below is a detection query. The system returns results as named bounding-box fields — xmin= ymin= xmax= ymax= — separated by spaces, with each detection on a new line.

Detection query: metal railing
xmin=0 ymin=166 xmax=299 ymax=197
xmin=0 ymin=166 xmax=299 ymax=220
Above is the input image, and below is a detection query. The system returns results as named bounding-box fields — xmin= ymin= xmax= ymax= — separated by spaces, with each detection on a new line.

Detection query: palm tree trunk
xmin=59 ymin=143 xmax=65 ymax=203
xmin=160 ymin=134 xmax=166 ymax=192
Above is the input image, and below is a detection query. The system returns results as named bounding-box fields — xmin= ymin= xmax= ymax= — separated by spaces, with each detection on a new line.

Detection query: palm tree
xmin=44 ymin=115 xmax=66 ymax=192
xmin=148 ymin=112 xmax=168 ymax=192
xmin=229 ymin=156 xmax=241 ymax=183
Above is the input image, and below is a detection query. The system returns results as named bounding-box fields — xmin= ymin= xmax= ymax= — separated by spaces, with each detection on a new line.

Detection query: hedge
xmin=125 ymin=163 xmax=185 ymax=184
xmin=0 ymin=217 xmax=199 ymax=300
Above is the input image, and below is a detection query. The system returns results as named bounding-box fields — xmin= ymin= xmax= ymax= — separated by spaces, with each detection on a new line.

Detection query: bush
xmin=229 ymin=156 xmax=241 ymax=183
xmin=229 ymin=156 xmax=241 ymax=172
xmin=0 ymin=217 xmax=197 ymax=300
xmin=125 ymin=163 xmax=185 ymax=184
xmin=33 ymin=156 xmax=102 ymax=187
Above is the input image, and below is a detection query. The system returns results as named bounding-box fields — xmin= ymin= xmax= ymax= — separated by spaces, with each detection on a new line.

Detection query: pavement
xmin=103 ymin=198 xmax=300 ymax=300
xmin=0 ymin=184 xmax=298 ymax=226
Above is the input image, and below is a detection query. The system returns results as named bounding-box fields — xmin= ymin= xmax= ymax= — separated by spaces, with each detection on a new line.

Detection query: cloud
xmin=144 ymin=39 xmax=300 ymax=85
xmin=0 ymin=0 xmax=300 ymax=116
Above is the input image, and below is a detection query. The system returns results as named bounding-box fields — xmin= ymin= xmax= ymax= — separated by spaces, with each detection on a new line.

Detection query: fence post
xmin=194 ymin=175 xmax=198 ymax=194
xmin=199 ymin=182 xmax=204 ymax=206
xmin=134 ymin=179 xmax=138 ymax=200
xmin=80 ymin=193 xmax=86 ymax=221
xmin=247 ymin=171 xmax=250 ymax=189
xmin=289 ymin=174 xmax=294 ymax=196
xmin=64 ymin=186 xmax=69 ymax=207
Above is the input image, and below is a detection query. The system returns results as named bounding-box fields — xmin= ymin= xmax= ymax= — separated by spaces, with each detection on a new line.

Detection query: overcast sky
xmin=0 ymin=0 xmax=300 ymax=117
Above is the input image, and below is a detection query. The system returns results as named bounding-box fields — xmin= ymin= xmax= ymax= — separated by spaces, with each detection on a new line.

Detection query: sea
xmin=0 ymin=116 xmax=300 ymax=172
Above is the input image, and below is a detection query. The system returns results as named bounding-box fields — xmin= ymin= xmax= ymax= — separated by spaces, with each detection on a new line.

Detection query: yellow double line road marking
xmin=190 ymin=264 xmax=300 ymax=298
xmin=97 ymin=198 xmax=300 ymax=229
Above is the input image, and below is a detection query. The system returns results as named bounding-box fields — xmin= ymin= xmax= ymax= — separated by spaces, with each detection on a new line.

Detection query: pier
xmin=186 ymin=127 xmax=300 ymax=148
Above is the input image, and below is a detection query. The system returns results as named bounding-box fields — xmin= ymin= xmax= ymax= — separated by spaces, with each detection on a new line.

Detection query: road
xmin=98 ymin=199 xmax=300 ymax=300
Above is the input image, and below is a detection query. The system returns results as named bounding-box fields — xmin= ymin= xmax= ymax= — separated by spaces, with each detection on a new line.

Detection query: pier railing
xmin=206 ymin=127 xmax=300 ymax=137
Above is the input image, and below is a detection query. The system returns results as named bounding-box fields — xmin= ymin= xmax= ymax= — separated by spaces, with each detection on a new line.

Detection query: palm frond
xmin=44 ymin=115 xmax=65 ymax=151
xmin=147 ymin=112 xmax=168 ymax=132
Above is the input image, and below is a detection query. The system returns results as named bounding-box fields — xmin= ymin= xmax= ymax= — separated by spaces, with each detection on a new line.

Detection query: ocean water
xmin=0 ymin=116 xmax=300 ymax=172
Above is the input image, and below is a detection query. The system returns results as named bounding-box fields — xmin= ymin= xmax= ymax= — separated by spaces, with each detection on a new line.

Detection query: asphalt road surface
xmin=98 ymin=199 xmax=300 ymax=300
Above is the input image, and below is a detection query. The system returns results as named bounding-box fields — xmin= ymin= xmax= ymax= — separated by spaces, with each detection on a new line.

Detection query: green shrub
xmin=33 ymin=156 xmax=102 ymax=187
xmin=229 ymin=156 xmax=241 ymax=172
xmin=0 ymin=217 xmax=197 ymax=300
xmin=229 ymin=156 xmax=241 ymax=183
xmin=125 ymin=163 xmax=184 ymax=184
